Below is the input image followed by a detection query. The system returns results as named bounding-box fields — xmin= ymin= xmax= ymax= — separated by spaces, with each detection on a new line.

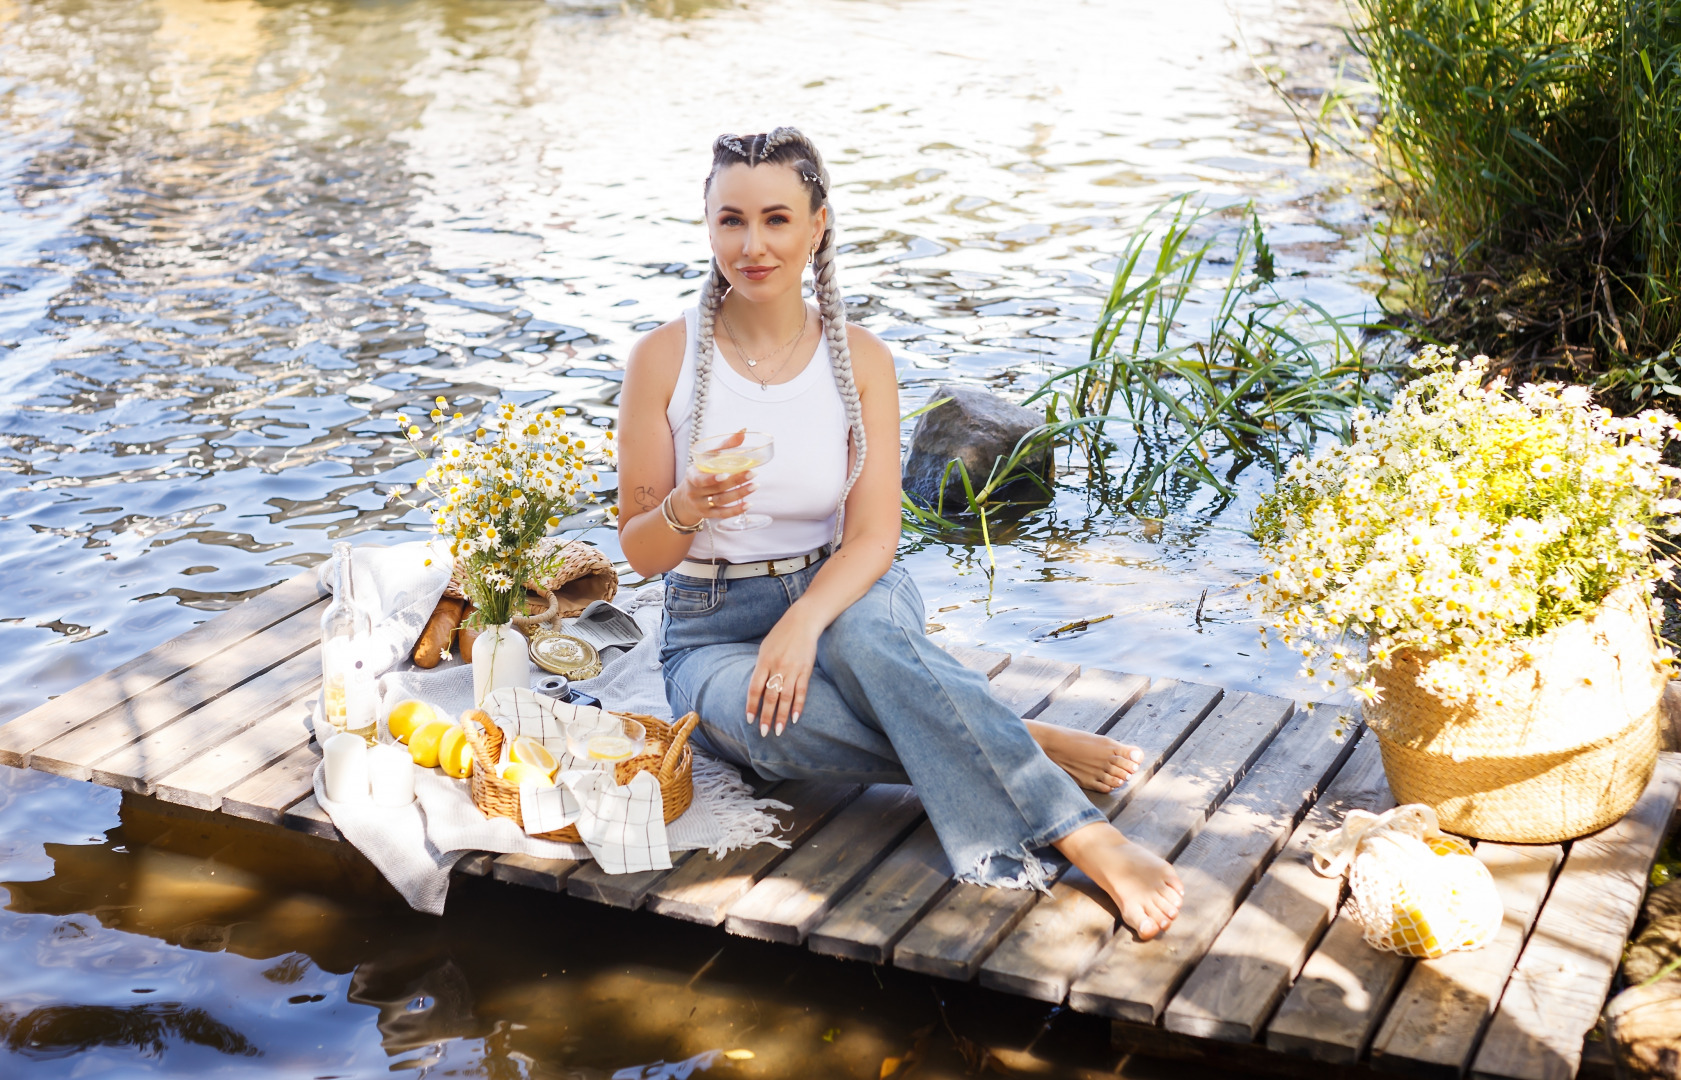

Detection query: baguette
xmin=412 ymin=597 xmax=468 ymax=668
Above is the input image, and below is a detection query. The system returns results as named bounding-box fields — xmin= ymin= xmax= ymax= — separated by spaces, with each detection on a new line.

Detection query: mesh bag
xmin=1309 ymin=805 xmax=1503 ymax=959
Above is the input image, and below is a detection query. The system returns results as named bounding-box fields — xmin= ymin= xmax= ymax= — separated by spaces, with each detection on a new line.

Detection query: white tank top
xmin=667 ymin=306 xmax=849 ymax=562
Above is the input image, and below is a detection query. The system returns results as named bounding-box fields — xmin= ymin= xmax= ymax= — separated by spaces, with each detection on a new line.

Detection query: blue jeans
xmin=659 ymin=559 xmax=1103 ymax=889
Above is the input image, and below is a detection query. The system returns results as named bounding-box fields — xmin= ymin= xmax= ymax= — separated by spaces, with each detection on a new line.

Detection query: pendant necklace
xmin=721 ymin=307 xmax=809 ymax=391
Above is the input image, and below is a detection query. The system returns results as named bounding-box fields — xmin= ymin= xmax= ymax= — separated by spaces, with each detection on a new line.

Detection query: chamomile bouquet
xmin=401 ymin=397 xmax=614 ymax=627
xmin=1252 ymin=347 xmax=1681 ymax=706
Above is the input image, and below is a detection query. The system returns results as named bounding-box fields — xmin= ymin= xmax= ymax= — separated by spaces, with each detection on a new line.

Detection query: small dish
xmin=564 ymin=714 xmax=646 ymax=764
xmin=529 ymin=630 xmax=602 ymax=680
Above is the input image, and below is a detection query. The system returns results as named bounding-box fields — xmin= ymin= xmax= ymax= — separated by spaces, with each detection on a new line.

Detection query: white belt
xmin=674 ymin=544 xmax=832 ymax=581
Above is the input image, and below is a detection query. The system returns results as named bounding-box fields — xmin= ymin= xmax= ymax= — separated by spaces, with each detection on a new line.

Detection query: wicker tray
xmin=463 ymin=709 xmax=699 ymax=843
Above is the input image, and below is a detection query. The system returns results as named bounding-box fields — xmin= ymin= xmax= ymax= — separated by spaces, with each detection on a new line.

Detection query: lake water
xmin=0 ymin=0 xmax=1380 ymax=1075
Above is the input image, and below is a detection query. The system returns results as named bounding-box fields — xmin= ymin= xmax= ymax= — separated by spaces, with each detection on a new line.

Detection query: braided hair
xmin=692 ymin=127 xmax=866 ymax=546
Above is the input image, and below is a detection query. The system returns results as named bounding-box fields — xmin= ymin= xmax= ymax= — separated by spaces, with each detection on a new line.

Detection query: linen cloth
xmin=481 ymin=687 xmax=671 ymax=876
xmin=312 ymin=541 xmax=789 ymax=914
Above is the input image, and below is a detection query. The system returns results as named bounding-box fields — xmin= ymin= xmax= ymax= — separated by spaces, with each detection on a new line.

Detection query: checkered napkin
xmin=483 ymin=688 xmax=672 ymax=874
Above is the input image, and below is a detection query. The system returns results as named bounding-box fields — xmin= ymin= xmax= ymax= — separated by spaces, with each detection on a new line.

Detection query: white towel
xmin=308 ymin=544 xmax=789 ymax=913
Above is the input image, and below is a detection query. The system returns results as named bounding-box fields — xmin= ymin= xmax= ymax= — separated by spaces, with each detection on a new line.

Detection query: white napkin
xmin=317 ymin=539 xmax=453 ymax=675
xmin=483 ymin=687 xmax=673 ymax=873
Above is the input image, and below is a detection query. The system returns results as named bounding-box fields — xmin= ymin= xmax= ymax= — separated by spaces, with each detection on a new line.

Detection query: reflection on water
xmin=0 ymin=0 xmax=1379 ymax=1074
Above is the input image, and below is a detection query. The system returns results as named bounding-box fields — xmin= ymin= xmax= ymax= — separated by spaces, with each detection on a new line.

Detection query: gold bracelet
xmin=660 ymin=491 xmax=704 ymax=534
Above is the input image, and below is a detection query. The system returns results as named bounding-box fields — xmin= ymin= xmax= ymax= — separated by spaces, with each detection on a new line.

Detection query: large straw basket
xmin=1364 ymin=583 xmax=1665 ymax=843
xmin=464 ymin=711 xmax=699 ymax=844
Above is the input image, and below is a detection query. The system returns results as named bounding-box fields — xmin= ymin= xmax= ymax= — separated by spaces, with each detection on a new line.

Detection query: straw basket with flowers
xmin=403 ymin=397 xmax=615 ymax=705
xmin=1253 ymin=347 xmax=1680 ymax=842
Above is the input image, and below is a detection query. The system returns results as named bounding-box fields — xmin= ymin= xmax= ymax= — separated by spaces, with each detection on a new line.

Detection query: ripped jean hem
xmin=953 ymin=805 xmax=1104 ymax=894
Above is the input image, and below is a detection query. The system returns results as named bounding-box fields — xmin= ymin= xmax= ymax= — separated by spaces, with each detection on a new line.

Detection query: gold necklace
xmin=721 ymin=306 xmax=808 ymax=386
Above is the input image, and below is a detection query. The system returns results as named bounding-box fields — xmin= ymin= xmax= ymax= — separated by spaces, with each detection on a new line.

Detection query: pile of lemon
xmin=387 ymin=700 xmax=476 ymax=779
xmin=386 ymin=700 xmax=563 ymax=789
xmin=500 ymin=736 xmax=560 ymax=789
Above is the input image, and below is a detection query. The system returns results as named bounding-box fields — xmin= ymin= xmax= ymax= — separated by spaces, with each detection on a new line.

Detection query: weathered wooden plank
xmin=281 ymin=794 xmax=342 ymax=841
xmin=1031 ymin=669 xmax=1151 ymax=736
xmin=726 ymin=784 xmax=924 ymax=944
xmin=151 ymin=696 xmax=317 ymax=811
xmin=895 ymin=688 xmax=1280 ymax=984
xmin=1266 ymin=902 xmax=1413 ymax=1064
xmin=568 ymin=851 xmax=695 ymax=908
xmin=987 ymin=655 xmax=1081 ymax=719
xmin=1163 ymin=729 xmax=1392 ymax=1043
xmin=88 ymin=646 xmax=323 ymax=794
xmin=455 ymin=853 xmax=494 ymax=877
xmin=0 ymin=570 xmax=325 ymax=767
xmin=1471 ymin=753 xmax=1681 ymax=1080
xmin=1037 ymin=702 xmax=1353 ymax=1012
xmin=221 ymin=739 xmax=322 ymax=825
xmin=808 ymin=820 xmax=953 ymax=963
xmin=945 ymin=646 xmax=1011 ymax=679
xmin=829 ymin=672 xmax=1188 ymax=973
xmin=492 ymin=854 xmax=582 ymax=892
xmin=27 ymin=604 xmax=324 ymax=781
xmin=1088 ymin=678 xmax=1227 ymax=820
xmin=1371 ymin=843 xmax=1564 ymax=1079
xmin=646 ymin=780 xmax=863 ymax=926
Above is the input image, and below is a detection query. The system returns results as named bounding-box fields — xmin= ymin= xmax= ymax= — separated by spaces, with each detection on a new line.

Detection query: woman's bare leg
xmin=1026 ymin=719 xmax=1144 ymax=793
xmin=1053 ymin=821 xmax=1184 ymax=940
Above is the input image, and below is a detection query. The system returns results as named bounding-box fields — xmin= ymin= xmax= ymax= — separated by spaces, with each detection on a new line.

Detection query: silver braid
xmin=813 ymin=219 xmax=866 ymax=546
xmin=687 ymin=261 xmax=729 ymax=469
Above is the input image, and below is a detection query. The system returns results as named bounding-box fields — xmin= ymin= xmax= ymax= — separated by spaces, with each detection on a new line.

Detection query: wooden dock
xmin=4 ymin=568 xmax=1678 ymax=1080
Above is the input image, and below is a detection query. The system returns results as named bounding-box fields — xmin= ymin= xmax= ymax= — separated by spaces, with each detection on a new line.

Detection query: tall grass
xmin=1027 ymin=198 xmax=1379 ymax=505
xmin=904 ymin=198 xmax=1382 ymax=540
xmin=1354 ymin=0 xmax=1681 ymax=396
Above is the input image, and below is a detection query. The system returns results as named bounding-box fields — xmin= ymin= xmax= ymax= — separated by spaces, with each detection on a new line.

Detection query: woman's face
xmin=705 ymin=161 xmax=826 ymax=304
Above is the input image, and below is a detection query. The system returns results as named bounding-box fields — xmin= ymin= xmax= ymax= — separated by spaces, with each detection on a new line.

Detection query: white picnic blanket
xmin=313 ymin=541 xmax=789 ymax=915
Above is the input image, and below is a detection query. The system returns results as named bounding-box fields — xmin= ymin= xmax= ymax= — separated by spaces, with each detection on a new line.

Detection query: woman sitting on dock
xmin=616 ymin=128 xmax=1185 ymax=939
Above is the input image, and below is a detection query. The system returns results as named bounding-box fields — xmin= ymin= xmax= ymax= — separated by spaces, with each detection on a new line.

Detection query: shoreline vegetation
xmin=1353 ymin=0 xmax=1681 ymax=407
xmin=917 ymin=0 xmax=1681 ymax=532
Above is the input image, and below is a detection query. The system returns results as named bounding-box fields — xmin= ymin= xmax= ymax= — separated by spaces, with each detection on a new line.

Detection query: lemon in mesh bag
xmin=1309 ymin=804 xmax=1502 ymax=959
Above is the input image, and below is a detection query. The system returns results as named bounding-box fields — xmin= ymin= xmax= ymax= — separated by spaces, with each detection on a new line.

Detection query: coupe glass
xmin=693 ymin=430 xmax=774 ymax=532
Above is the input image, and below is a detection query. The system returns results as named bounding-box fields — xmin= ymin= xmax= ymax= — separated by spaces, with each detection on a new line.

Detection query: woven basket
xmin=446 ymin=539 xmax=617 ymax=624
xmin=1364 ymin=582 xmax=1665 ymax=842
xmin=463 ymin=711 xmax=699 ymax=844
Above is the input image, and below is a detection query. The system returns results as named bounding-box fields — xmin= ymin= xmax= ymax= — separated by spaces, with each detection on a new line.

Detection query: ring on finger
xmin=765 ymin=672 xmax=785 ymax=694
xmin=707 ymin=494 xmax=716 ymax=508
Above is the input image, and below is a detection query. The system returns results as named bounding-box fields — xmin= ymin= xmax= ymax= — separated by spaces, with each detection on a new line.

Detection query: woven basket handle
xmin=510 ymin=586 xmax=560 ymax=630
xmin=658 ymin=712 xmax=700 ymax=780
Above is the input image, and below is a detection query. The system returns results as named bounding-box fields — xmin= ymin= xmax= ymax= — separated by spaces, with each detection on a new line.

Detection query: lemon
xmin=509 ymin=735 xmax=559 ymax=779
xmin=408 ymin=719 xmax=455 ymax=769
xmin=500 ymin=762 xmax=555 ymax=788
xmin=387 ymin=700 xmax=437 ymax=744
xmin=586 ymin=734 xmax=635 ymax=762
xmin=437 ymin=725 xmax=474 ymax=779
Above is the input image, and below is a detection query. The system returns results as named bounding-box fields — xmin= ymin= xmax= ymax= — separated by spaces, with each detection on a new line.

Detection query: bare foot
xmin=1026 ymin=719 xmax=1144 ymax=793
xmin=1054 ymin=821 xmax=1184 ymax=940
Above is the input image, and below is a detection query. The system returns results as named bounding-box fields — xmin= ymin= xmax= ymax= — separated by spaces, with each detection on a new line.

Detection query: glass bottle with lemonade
xmin=320 ymin=542 xmax=378 ymax=745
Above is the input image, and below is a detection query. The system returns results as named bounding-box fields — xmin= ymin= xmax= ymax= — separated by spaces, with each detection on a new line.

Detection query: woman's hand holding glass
xmin=670 ymin=461 xmax=757 ymax=527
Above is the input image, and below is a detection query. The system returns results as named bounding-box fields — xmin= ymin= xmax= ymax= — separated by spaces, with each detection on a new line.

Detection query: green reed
xmin=1353 ymin=0 xmax=1681 ymax=400
xmin=903 ymin=197 xmax=1382 ymax=533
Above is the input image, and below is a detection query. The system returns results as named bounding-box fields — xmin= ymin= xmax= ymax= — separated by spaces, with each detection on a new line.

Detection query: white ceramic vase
xmin=472 ymin=623 xmax=531 ymax=708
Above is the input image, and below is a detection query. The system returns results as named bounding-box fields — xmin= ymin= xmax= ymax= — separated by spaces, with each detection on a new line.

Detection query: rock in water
xmin=1605 ymin=979 xmax=1681 ymax=1079
xmin=1623 ymin=912 xmax=1681 ymax=987
xmin=1646 ymin=879 xmax=1681 ymax=924
xmin=902 ymin=383 xmax=1050 ymax=509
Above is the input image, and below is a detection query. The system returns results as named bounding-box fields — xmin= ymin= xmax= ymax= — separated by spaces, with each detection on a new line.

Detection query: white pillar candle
xmin=367 ymin=743 xmax=416 ymax=808
xmin=323 ymin=732 xmax=371 ymax=805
